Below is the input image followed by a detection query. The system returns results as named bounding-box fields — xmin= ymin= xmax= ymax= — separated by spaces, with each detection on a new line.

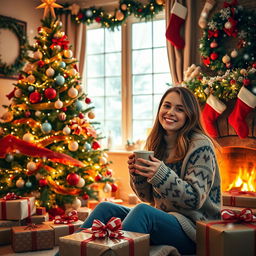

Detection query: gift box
xmin=22 ymin=213 xmax=49 ymax=225
xmin=222 ymin=191 xmax=256 ymax=208
xmin=36 ymin=206 xmax=46 ymax=215
xmin=77 ymin=207 xmax=91 ymax=221
xmin=0 ymin=227 xmax=12 ymax=245
xmin=44 ymin=220 xmax=83 ymax=245
xmin=0 ymin=219 xmax=21 ymax=227
xmin=12 ymin=223 xmax=54 ymax=252
xmin=59 ymin=217 xmax=150 ymax=256
xmin=0 ymin=195 xmax=36 ymax=220
xmin=197 ymin=208 xmax=256 ymax=256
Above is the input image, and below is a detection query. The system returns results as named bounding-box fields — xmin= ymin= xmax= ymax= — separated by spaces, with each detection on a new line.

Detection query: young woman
xmin=71 ymin=87 xmax=221 ymax=255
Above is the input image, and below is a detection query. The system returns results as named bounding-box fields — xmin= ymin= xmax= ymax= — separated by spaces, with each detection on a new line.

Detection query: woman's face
xmin=158 ymin=91 xmax=187 ymax=135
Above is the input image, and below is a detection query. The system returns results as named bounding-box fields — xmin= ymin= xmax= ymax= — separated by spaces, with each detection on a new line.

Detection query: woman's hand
xmin=132 ymin=155 xmax=162 ymax=179
xmin=127 ymin=154 xmax=136 ymax=175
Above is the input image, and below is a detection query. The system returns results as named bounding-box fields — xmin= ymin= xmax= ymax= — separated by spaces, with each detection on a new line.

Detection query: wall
xmin=0 ymin=0 xmax=41 ymax=115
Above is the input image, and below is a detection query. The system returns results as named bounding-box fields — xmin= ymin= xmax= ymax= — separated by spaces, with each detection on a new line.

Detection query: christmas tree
xmin=0 ymin=2 xmax=117 ymax=211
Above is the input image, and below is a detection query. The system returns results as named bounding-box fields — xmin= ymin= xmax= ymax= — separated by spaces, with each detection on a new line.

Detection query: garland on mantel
xmin=55 ymin=0 xmax=165 ymax=30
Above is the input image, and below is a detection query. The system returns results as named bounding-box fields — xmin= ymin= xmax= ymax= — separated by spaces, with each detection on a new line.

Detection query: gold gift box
xmin=77 ymin=207 xmax=91 ymax=221
xmin=197 ymin=220 xmax=256 ymax=256
xmin=12 ymin=223 xmax=54 ymax=252
xmin=222 ymin=192 xmax=256 ymax=208
xmin=0 ymin=196 xmax=36 ymax=220
xmin=59 ymin=230 xmax=150 ymax=256
xmin=44 ymin=220 xmax=83 ymax=245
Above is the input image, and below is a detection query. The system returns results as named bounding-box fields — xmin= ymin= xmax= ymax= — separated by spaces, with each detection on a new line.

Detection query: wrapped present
xmin=12 ymin=223 xmax=54 ymax=252
xmin=0 ymin=193 xmax=36 ymax=220
xmin=22 ymin=213 xmax=49 ymax=225
xmin=59 ymin=217 xmax=150 ymax=256
xmin=0 ymin=219 xmax=21 ymax=227
xmin=77 ymin=207 xmax=91 ymax=221
xmin=36 ymin=206 xmax=46 ymax=215
xmin=0 ymin=227 xmax=12 ymax=245
xmin=222 ymin=191 xmax=256 ymax=208
xmin=221 ymin=205 xmax=256 ymax=215
xmin=197 ymin=208 xmax=256 ymax=256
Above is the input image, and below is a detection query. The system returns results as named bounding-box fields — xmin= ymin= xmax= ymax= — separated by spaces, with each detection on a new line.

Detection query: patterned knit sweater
xmin=130 ymin=133 xmax=221 ymax=242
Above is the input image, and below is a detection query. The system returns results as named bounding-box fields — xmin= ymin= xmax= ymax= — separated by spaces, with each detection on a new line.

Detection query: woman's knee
xmin=130 ymin=203 xmax=153 ymax=215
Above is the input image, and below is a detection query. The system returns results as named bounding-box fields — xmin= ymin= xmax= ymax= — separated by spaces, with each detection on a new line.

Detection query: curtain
xmin=165 ymin=0 xmax=202 ymax=85
xmin=59 ymin=14 xmax=87 ymax=79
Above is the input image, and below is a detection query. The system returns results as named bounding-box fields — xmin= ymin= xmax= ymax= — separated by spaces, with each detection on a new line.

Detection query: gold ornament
xmin=120 ymin=4 xmax=127 ymax=11
xmin=222 ymin=55 xmax=230 ymax=64
xmin=36 ymin=0 xmax=63 ymax=19
xmin=116 ymin=10 xmax=124 ymax=21
xmin=156 ymin=0 xmax=165 ymax=5
xmin=88 ymin=111 xmax=95 ymax=119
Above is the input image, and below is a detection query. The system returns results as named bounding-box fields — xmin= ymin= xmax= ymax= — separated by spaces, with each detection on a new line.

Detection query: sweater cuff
xmin=148 ymin=162 xmax=169 ymax=186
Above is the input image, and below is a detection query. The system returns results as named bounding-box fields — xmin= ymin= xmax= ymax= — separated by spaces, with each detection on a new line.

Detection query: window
xmin=85 ymin=13 xmax=171 ymax=148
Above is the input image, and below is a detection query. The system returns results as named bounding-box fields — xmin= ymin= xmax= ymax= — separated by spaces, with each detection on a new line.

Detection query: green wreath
xmin=199 ymin=3 xmax=256 ymax=73
xmin=0 ymin=16 xmax=28 ymax=77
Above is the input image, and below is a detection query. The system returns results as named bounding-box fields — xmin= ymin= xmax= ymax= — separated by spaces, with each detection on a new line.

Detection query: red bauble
xmin=95 ymin=17 xmax=101 ymax=23
xmin=45 ymin=88 xmax=57 ymax=100
xmin=243 ymin=79 xmax=250 ymax=86
xmin=25 ymin=111 xmax=31 ymax=117
xmin=29 ymin=91 xmax=42 ymax=103
xmin=210 ymin=41 xmax=218 ymax=48
xmin=39 ymin=178 xmax=48 ymax=187
xmin=78 ymin=113 xmax=85 ymax=119
xmin=94 ymin=174 xmax=102 ymax=182
xmin=85 ymin=97 xmax=91 ymax=104
xmin=252 ymin=63 xmax=256 ymax=68
xmin=82 ymin=193 xmax=89 ymax=200
xmin=66 ymin=173 xmax=80 ymax=186
xmin=210 ymin=52 xmax=218 ymax=60
xmin=37 ymin=60 xmax=45 ymax=67
xmin=106 ymin=169 xmax=112 ymax=176
xmin=61 ymin=107 xmax=67 ymax=112
xmin=111 ymin=183 xmax=118 ymax=192
xmin=230 ymin=79 xmax=236 ymax=85
xmin=92 ymin=141 xmax=100 ymax=150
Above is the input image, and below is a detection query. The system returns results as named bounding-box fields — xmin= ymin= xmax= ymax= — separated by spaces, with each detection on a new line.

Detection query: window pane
xmin=87 ymin=55 xmax=104 ymax=77
xmin=92 ymin=97 xmax=104 ymax=120
xmin=87 ymin=78 xmax=104 ymax=96
xmin=87 ymin=29 xmax=104 ymax=54
xmin=153 ymin=94 xmax=162 ymax=117
xmin=132 ymin=22 xmax=152 ymax=49
xmin=105 ymin=53 xmax=121 ymax=76
xmin=153 ymin=20 xmax=166 ymax=47
xmin=106 ymin=96 xmax=121 ymax=119
xmin=132 ymin=49 xmax=152 ymax=74
xmin=133 ymin=74 xmax=152 ymax=95
xmin=153 ymin=48 xmax=169 ymax=73
xmin=133 ymin=95 xmax=152 ymax=119
xmin=153 ymin=74 xmax=171 ymax=94
xmin=105 ymin=29 xmax=121 ymax=52
xmin=105 ymin=120 xmax=122 ymax=145
xmin=133 ymin=120 xmax=152 ymax=141
xmin=106 ymin=78 xmax=121 ymax=96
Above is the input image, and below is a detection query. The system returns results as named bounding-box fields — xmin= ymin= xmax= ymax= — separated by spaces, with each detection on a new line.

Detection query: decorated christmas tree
xmin=0 ymin=1 xmax=117 ymax=212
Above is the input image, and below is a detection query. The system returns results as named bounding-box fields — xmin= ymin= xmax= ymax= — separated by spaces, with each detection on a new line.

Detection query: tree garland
xmin=0 ymin=16 xmax=28 ymax=77
xmin=55 ymin=0 xmax=165 ymax=30
xmin=199 ymin=2 xmax=256 ymax=74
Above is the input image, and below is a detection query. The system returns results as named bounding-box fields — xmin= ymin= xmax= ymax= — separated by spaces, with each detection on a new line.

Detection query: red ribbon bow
xmin=208 ymin=30 xmax=219 ymax=39
xmin=50 ymin=35 xmax=69 ymax=50
xmin=54 ymin=210 xmax=78 ymax=224
xmin=223 ymin=0 xmax=238 ymax=8
xmin=85 ymin=217 xmax=123 ymax=239
xmin=223 ymin=17 xmax=238 ymax=37
xmin=221 ymin=208 xmax=256 ymax=223
xmin=3 ymin=192 xmax=21 ymax=200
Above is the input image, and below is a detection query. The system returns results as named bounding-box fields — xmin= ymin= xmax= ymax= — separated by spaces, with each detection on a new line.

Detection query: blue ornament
xmin=75 ymin=100 xmax=84 ymax=111
xmin=25 ymin=180 xmax=32 ymax=188
xmin=41 ymin=122 xmax=52 ymax=133
xmin=28 ymin=86 xmax=35 ymax=92
xmin=5 ymin=154 xmax=14 ymax=162
xmin=84 ymin=142 xmax=91 ymax=150
xmin=55 ymin=75 xmax=65 ymax=86
xmin=59 ymin=61 xmax=66 ymax=68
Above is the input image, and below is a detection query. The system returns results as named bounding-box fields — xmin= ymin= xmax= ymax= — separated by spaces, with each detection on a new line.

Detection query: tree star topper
xmin=36 ymin=0 xmax=63 ymax=19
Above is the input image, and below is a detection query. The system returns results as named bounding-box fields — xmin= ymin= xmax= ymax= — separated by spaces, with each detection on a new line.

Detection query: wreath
xmin=199 ymin=1 xmax=256 ymax=74
xmin=0 ymin=16 xmax=27 ymax=77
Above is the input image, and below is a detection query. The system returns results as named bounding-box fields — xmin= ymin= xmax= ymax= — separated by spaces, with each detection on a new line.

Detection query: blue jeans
xmin=56 ymin=202 xmax=196 ymax=255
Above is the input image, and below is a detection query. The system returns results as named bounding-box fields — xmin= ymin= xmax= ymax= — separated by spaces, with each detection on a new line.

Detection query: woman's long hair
xmin=145 ymin=86 xmax=209 ymax=162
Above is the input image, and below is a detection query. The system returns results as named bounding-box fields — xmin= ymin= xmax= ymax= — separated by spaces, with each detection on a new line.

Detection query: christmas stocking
xmin=228 ymin=86 xmax=256 ymax=138
xmin=202 ymin=94 xmax=226 ymax=138
xmin=166 ymin=2 xmax=187 ymax=49
xmin=198 ymin=0 xmax=216 ymax=29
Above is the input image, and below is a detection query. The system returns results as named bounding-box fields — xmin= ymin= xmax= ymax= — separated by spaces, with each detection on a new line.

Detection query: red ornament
xmin=202 ymin=57 xmax=211 ymax=66
xmin=29 ymin=91 xmax=42 ymax=103
xmin=106 ymin=169 xmax=112 ymax=176
xmin=111 ymin=183 xmax=118 ymax=192
xmin=243 ymin=79 xmax=250 ymax=86
xmin=78 ymin=113 xmax=85 ymax=119
xmin=25 ymin=111 xmax=31 ymax=117
xmin=39 ymin=178 xmax=48 ymax=187
xmin=61 ymin=107 xmax=67 ymax=112
xmin=77 ymin=12 xmax=84 ymax=20
xmin=210 ymin=41 xmax=218 ymax=48
xmin=45 ymin=88 xmax=57 ymax=100
xmin=85 ymin=97 xmax=91 ymax=104
xmin=252 ymin=63 xmax=256 ymax=68
xmin=226 ymin=62 xmax=231 ymax=68
xmin=138 ymin=8 xmax=143 ymax=12
xmin=92 ymin=141 xmax=100 ymax=150
xmin=37 ymin=27 xmax=42 ymax=33
xmin=82 ymin=193 xmax=89 ymax=200
xmin=66 ymin=173 xmax=80 ymax=186
xmin=18 ymin=74 xmax=24 ymax=80
xmin=64 ymin=73 xmax=68 ymax=78
xmin=95 ymin=17 xmax=101 ymax=23
xmin=37 ymin=60 xmax=45 ymax=67
xmin=210 ymin=52 xmax=218 ymax=60
xmin=94 ymin=174 xmax=102 ymax=182
xmin=230 ymin=79 xmax=236 ymax=85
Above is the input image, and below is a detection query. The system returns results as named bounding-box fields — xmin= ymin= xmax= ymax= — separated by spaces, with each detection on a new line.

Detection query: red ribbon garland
xmin=50 ymin=35 xmax=69 ymax=50
xmin=54 ymin=210 xmax=78 ymax=224
xmin=205 ymin=208 xmax=256 ymax=256
xmin=80 ymin=217 xmax=134 ymax=256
